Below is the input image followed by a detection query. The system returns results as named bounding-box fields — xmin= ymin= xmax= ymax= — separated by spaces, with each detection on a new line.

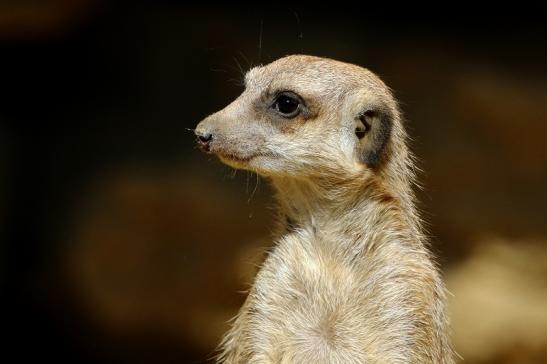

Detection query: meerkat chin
xmin=195 ymin=55 xmax=454 ymax=364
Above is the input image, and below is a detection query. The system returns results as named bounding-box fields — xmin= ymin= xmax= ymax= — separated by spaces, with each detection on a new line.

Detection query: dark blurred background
xmin=2 ymin=2 xmax=546 ymax=363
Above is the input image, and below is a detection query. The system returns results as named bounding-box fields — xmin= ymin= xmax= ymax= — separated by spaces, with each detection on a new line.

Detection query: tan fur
xmin=195 ymin=55 xmax=454 ymax=363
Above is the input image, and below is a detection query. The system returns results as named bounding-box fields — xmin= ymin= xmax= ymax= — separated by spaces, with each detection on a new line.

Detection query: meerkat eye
xmin=272 ymin=92 xmax=301 ymax=118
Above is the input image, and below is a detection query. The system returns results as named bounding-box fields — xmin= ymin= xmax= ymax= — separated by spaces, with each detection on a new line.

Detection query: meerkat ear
xmin=355 ymin=107 xmax=393 ymax=167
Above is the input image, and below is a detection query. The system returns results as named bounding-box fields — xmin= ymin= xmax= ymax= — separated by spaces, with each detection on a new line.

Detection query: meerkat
xmin=195 ymin=55 xmax=454 ymax=363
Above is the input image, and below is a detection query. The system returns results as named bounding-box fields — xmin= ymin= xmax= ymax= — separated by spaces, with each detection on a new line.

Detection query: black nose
xmin=196 ymin=131 xmax=213 ymax=151
xmin=198 ymin=133 xmax=212 ymax=143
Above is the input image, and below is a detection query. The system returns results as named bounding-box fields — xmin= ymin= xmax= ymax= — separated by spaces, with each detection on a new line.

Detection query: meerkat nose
xmin=195 ymin=131 xmax=213 ymax=152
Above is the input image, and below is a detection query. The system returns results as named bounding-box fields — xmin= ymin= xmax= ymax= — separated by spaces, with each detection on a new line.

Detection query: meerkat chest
xmin=243 ymin=231 xmax=415 ymax=363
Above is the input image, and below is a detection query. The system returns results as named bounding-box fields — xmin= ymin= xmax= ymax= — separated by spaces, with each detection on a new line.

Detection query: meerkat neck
xmin=271 ymin=175 xmax=421 ymax=244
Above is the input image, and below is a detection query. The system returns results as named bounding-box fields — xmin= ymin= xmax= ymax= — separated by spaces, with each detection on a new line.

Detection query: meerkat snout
xmin=196 ymin=131 xmax=213 ymax=152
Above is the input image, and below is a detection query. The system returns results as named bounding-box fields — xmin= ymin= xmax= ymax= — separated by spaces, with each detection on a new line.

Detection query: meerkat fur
xmin=195 ymin=55 xmax=454 ymax=363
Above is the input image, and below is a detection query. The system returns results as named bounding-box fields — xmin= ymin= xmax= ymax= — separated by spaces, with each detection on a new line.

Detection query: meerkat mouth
xmin=218 ymin=151 xmax=258 ymax=164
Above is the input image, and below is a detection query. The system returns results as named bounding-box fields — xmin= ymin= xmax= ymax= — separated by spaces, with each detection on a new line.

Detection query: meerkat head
xmin=195 ymin=55 xmax=405 ymax=183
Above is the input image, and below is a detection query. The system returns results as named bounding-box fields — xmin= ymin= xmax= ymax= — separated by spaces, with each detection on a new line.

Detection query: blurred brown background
xmin=2 ymin=2 xmax=546 ymax=363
